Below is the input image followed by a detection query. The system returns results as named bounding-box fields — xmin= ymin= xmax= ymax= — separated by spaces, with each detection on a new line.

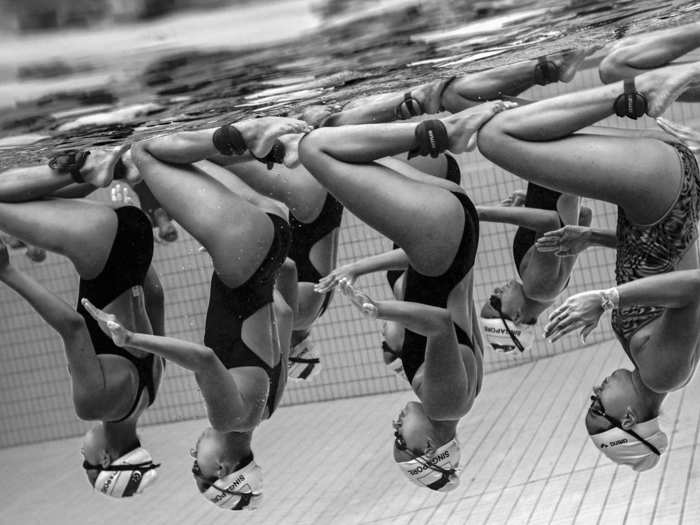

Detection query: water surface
xmin=1 ymin=0 xmax=698 ymax=168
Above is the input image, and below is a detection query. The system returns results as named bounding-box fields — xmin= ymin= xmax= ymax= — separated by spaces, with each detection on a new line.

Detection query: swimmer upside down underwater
xmin=4 ymin=29 xmax=700 ymax=510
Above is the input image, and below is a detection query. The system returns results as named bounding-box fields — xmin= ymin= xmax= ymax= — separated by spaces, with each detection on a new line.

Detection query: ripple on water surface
xmin=0 ymin=0 xmax=699 ymax=168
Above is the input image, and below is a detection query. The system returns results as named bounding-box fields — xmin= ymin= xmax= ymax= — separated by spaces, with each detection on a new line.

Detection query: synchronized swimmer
xmin=2 ymin=20 xmax=700 ymax=510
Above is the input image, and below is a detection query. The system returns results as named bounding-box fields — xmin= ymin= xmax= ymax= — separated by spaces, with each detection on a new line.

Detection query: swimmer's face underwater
xmin=191 ymin=429 xmax=226 ymax=490
xmin=81 ymin=425 xmax=110 ymax=487
xmin=392 ymin=401 xmax=436 ymax=462
xmin=392 ymin=402 xmax=461 ymax=491
xmin=490 ymin=280 xmax=529 ymax=324
xmin=191 ymin=428 xmax=253 ymax=491
xmin=585 ymin=369 xmax=652 ymax=435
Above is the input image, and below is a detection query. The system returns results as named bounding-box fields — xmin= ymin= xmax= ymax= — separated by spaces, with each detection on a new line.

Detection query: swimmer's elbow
xmin=59 ymin=312 xmax=88 ymax=342
xmin=426 ymin=310 xmax=453 ymax=337
xmin=196 ymin=347 xmax=221 ymax=372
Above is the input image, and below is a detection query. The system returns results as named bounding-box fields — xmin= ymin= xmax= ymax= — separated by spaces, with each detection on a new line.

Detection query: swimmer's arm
xmin=376 ymin=300 xmax=471 ymax=419
xmin=0 ymin=265 xmax=87 ymax=340
xmin=374 ymin=300 xmax=451 ymax=336
xmin=537 ymin=225 xmax=616 ymax=256
xmin=123 ymin=333 xmax=217 ymax=372
xmin=588 ymin=228 xmax=617 ymax=249
xmin=615 ymin=269 xmax=700 ymax=309
xmin=0 ymin=266 xmax=106 ymax=390
xmin=476 ymin=205 xmax=561 ymax=232
xmin=124 ymin=332 xmax=255 ymax=430
xmin=349 ymin=249 xmax=410 ymax=276
xmin=316 ymin=249 xmax=408 ymax=293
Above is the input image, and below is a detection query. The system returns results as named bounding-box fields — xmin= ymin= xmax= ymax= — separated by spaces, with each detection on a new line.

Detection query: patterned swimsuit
xmin=611 ymin=143 xmax=700 ymax=350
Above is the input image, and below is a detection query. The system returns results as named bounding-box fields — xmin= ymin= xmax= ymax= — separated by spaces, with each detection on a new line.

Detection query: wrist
xmin=124 ymin=330 xmax=136 ymax=346
xmin=374 ymin=300 xmax=387 ymax=318
xmin=599 ymin=287 xmax=620 ymax=311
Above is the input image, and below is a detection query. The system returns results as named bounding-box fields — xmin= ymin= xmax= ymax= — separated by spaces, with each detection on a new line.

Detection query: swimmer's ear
xmin=99 ymin=450 xmax=111 ymax=469
xmin=217 ymin=461 xmax=233 ymax=477
xmin=621 ymin=407 xmax=638 ymax=430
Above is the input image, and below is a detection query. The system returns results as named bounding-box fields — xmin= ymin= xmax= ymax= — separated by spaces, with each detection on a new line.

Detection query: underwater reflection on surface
xmin=0 ymin=0 xmax=699 ymax=168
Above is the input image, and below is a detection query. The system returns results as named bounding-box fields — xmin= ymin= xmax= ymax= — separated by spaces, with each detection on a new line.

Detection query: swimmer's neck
xmin=103 ymin=419 xmax=139 ymax=457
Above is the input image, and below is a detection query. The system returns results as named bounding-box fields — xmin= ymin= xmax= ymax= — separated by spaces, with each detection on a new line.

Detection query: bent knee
xmin=598 ymin=56 xmax=623 ymax=84
xmin=476 ymin=118 xmax=509 ymax=161
xmin=298 ymin=129 xmax=329 ymax=166
xmin=129 ymin=141 xmax=153 ymax=168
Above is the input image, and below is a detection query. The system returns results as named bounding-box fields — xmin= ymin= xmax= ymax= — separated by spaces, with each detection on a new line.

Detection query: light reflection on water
xmin=0 ymin=0 xmax=699 ymax=168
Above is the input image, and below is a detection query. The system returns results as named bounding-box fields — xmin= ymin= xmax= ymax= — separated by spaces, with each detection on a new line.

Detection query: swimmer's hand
xmin=342 ymin=284 xmax=379 ymax=320
xmin=544 ymin=291 xmax=603 ymax=343
xmin=656 ymin=117 xmax=700 ymax=154
xmin=81 ymin=298 xmax=132 ymax=347
xmin=536 ymin=225 xmax=591 ymax=257
xmin=500 ymin=189 xmax=526 ymax=207
xmin=314 ymin=264 xmax=358 ymax=294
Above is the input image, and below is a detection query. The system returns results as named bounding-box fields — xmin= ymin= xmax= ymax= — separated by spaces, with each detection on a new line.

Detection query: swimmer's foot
xmin=407 ymin=77 xmax=456 ymax=116
xmin=578 ymin=206 xmax=593 ymax=227
xmin=637 ymin=62 xmax=700 ymax=117
xmin=120 ymin=148 xmax=142 ymax=185
xmin=500 ymin=189 xmax=526 ymax=207
xmin=235 ymin=117 xmax=312 ymax=158
xmin=552 ymin=46 xmax=599 ymax=83
xmin=80 ymin=145 xmax=130 ymax=188
xmin=301 ymin=104 xmax=340 ymax=127
xmin=153 ymin=208 xmax=178 ymax=243
xmin=25 ymin=245 xmax=46 ymax=263
xmin=441 ymin=100 xmax=514 ymax=153
xmin=278 ymin=133 xmax=303 ymax=168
